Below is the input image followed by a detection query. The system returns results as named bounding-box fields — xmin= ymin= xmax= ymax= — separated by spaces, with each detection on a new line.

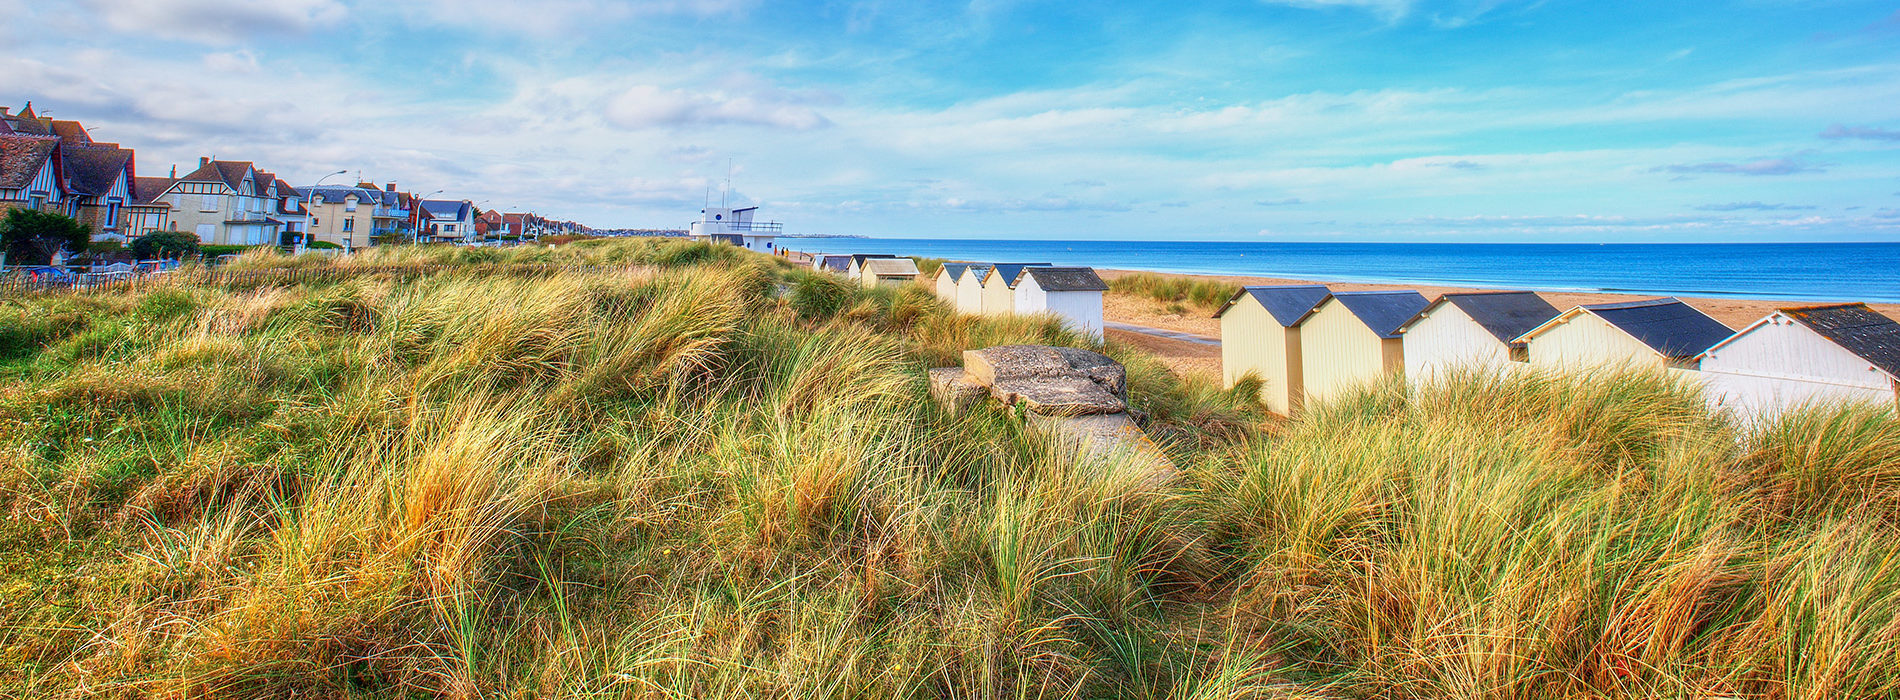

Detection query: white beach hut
xmin=1013 ymin=267 xmax=1109 ymax=338
xmin=1699 ymin=303 xmax=1900 ymax=418
xmin=859 ymin=257 xmax=921 ymax=289
xmin=1514 ymin=298 xmax=1731 ymax=372
xmin=955 ymin=264 xmax=992 ymax=314
xmin=1214 ymin=285 xmax=1331 ymax=415
xmin=814 ymin=254 xmax=852 ymax=276
xmin=1296 ymin=291 xmax=1430 ymax=406
xmin=979 ymin=263 xmax=1052 ymax=316
xmin=1397 ymin=291 xmax=1560 ymax=384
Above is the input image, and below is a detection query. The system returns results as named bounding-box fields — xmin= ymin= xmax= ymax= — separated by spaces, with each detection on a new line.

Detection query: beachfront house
xmin=847 ymin=254 xmax=898 ymax=280
xmin=688 ymin=205 xmax=780 ymax=251
xmin=859 ymin=257 xmax=920 ymax=288
xmin=1397 ymin=292 xmax=1560 ymax=384
xmin=1013 ymin=267 xmax=1108 ymax=338
xmin=1296 ymin=291 xmax=1430 ymax=406
xmin=936 ymin=263 xmax=975 ymax=301
xmin=955 ymin=264 xmax=992 ymax=314
xmin=1215 ymin=285 xmax=1332 ymax=415
xmin=418 ymin=199 xmax=475 ymax=244
xmin=979 ymin=263 xmax=1053 ymax=316
xmin=1514 ymin=298 xmax=1731 ymax=372
xmin=1699 ymin=303 xmax=1900 ymax=418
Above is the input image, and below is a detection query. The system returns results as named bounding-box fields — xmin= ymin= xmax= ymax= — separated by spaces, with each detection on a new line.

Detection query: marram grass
xmin=0 ymin=239 xmax=1895 ymax=699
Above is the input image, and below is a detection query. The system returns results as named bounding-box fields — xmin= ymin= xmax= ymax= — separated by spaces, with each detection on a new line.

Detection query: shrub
xmin=305 ymin=241 xmax=343 ymax=250
xmin=0 ymin=208 xmax=90 ymax=264
xmin=129 ymin=230 xmax=201 ymax=260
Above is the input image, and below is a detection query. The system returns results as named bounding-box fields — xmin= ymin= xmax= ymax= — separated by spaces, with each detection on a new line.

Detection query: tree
xmin=0 ymin=209 xmax=90 ymax=265
xmin=129 ymin=230 xmax=201 ymax=260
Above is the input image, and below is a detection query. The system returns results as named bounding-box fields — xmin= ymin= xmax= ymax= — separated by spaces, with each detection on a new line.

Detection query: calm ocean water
xmin=785 ymin=239 xmax=1900 ymax=303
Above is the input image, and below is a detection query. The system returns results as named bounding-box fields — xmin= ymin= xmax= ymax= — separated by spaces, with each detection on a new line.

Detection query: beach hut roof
xmin=819 ymin=255 xmax=852 ymax=272
xmin=1019 ymin=266 xmax=1107 ymax=292
xmin=940 ymin=262 xmax=975 ymax=281
xmin=850 ymin=254 xmax=899 ymax=266
xmin=862 ymin=258 xmax=920 ymax=276
xmin=959 ymin=263 xmax=994 ymax=283
xmin=1517 ymin=297 xmax=1732 ymax=358
xmin=1301 ymin=291 xmax=1430 ymax=339
xmin=1398 ymin=291 xmax=1560 ymax=344
xmin=1213 ymin=285 xmax=1331 ymax=324
xmin=1704 ymin=303 xmax=1900 ymax=379
xmin=983 ymin=263 xmax=1052 ymax=288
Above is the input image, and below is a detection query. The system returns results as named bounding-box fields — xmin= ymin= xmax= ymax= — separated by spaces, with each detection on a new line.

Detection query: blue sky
xmin=4 ymin=0 xmax=1898 ymax=241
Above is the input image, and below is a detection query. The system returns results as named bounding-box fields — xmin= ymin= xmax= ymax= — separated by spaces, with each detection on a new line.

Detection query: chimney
xmin=199 ymin=156 xmax=210 ymax=168
xmin=386 ymin=182 xmax=396 ymax=192
xmin=170 ymin=165 xmax=177 ymax=177
xmin=0 ymin=107 xmax=8 ymax=117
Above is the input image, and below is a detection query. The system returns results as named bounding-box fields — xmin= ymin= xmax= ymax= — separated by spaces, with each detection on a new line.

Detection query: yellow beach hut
xmin=1513 ymin=298 xmax=1731 ymax=372
xmin=1214 ymin=285 xmax=1331 ymax=415
xmin=1296 ymin=291 xmax=1429 ymax=406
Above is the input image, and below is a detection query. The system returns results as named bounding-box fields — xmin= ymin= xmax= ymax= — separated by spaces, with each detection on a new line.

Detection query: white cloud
xmin=603 ymin=85 xmax=830 ymax=131
xmin=81 ymin=0 xmax=345 ymax=44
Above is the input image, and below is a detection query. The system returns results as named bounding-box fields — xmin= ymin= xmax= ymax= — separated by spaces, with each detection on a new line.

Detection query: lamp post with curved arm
xmin=412 ymin=189 xmax=445 ymax=245
xmin=301 ymin=169 xmax=348 ymax=253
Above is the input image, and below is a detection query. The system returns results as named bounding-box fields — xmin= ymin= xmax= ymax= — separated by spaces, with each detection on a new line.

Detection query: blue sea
xmin=784 ymin=239 xmax=1900 ymax=303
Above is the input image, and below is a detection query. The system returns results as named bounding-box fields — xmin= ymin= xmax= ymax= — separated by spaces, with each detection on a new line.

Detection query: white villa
xmin=688 ymin=205 xmax=781 ymax=252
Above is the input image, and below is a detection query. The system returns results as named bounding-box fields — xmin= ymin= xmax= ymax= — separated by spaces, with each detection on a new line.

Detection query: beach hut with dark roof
xmin=1296 ymin=291 xmax=1431 ymax=405
xmin=860 ymin=257 xmax=920 ymax=288
xmin=1215 ymin=285 xmax=1331 ymax=415
xmin=1514 ymin=297 xmax=1732 ymax=371
xmin=1013 ymin=267 xmax=1108 ymax=338
xmin=1699 ymin=303 xmax=1900 ymax=417
xmin=935 ymin=262 xmax=976 ymax=301
xmin=979 ymin=262 xmax=1053 ymax=316
xmin=815 ymin=254 xmax=852 ymax=275
xmin=1397 ymin=291 xmax=1560 ymax=383
xmin=955 ymin=264 xmax=992 ymax=314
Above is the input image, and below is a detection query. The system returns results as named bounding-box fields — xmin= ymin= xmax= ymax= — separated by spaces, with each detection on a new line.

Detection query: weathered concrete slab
xmin=1027 ymin=412 xmax=1177 ymax=477
xmin=927 ymin=367 xmax=987 ymax=412
xmin=960 ymin=345 xmax=1127 ymax=415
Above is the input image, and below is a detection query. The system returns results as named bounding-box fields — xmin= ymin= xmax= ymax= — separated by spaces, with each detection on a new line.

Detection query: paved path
xmin=1104 ymin=321 xmax=1220 ymax=347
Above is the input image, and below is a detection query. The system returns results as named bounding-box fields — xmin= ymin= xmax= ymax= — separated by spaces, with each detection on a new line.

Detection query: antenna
xmin=722 ymin=158 xmax=732 ymax=209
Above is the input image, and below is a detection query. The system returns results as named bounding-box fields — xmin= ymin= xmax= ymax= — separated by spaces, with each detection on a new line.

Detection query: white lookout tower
xmin=687 ymin=171 xmax=783 ymax=251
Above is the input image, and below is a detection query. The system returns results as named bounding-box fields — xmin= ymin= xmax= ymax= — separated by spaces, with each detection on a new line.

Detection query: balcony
xmin=728 ymin=221 xmax=783 ymax=233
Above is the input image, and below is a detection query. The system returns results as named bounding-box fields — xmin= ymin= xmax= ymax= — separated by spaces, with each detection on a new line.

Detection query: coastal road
xmin=1104 ymin=321 xmax=1219 ymax=347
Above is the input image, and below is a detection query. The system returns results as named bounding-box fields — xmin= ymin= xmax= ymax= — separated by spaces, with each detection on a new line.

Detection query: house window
xmin=200 ymin=194 xmax=219 ymax=212
xmin=345 ymin=197 xmax=357 ymax=212
xmin=444 ymin=224 xmax=455 ymax=232
xmin=29 ymin=194 xmax=45 ymax=210
xmin=105 ymin=201 xmax=121 ymax=227
xmin=343 ymin=219 xmax=355 ymax=232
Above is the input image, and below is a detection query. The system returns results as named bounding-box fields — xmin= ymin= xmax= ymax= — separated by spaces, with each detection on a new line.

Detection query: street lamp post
xmin=304 ymin=169 xmax=348 ymax=254
xmin=414 ymin=189 xmax=445 ymax=245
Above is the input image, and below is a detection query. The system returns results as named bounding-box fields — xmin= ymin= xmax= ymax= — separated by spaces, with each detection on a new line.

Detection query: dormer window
xmin=345 ymin=196 xmax=357 ymax=212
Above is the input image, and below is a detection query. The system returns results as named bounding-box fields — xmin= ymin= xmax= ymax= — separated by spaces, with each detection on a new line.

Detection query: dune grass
xmin=1 ymin=239 xmax=1897 ymax=698
xmin=1109 ymin=272 xmax=1239 ymax=315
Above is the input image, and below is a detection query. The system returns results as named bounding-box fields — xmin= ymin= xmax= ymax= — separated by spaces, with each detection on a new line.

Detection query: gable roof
xmin=1399 ymin=291 xmax=1560 ymax=344
xmin=959 ymin=263 xmax=994 ymax=283
xmin=1020 ymin=266 xmax=1107 ymax=292
xmin=0 ymin=134 xmax=60 ymax=190
xmin=983 ymin=262 xmax=1052 ymax=288
xmin=1312 ymin=291 xmax=1431 ymax=338
xmin=419 ymin=199 xmax=471 ymax=219
xmin=60 ymin=144 xmax=133 ymax=196
xmin=850 ymin=253 xmax=898 ymax=266
xmin=1213 ymin=284 xmax=1330 ymax=324
xmin=1706 ymin=303 xmax=1900 ymax=380
xmin=939 ymin=262 xmax=976 ymax=281
xmin=1519 ymin=298 xmax=1732 ymax=358
xmin=49 ymin=120 xmax=91 ymax=144
xmin=177 ymin=159 xmax=253 ymax=190
xmin=818 ymin=254 xmax=852 ymax=272
xmin=862 ymin=258 xmax=920 ymax=277
xmin=132 ymin=176 xmax=175 ymax=205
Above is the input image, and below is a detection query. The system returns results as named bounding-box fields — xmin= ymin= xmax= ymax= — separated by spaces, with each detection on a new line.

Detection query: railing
xmin=697 ymin=221 xmax=784 ymax=233
xmin=0 ymin=262 xmax=643 ymax=298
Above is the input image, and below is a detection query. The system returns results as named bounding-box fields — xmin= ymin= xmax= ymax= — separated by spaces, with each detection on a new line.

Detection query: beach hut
xmin=846 ymin=254 xmax=899 ymax=280
xmin=1296 ymin=291 xmax=1430 ymax=405
xmin=1699 ymin=303 xmax=1900 ymax=418
xmin=1514 ymin=298 xmax=1731 ymax=372
xmin=955 ymin=264 xmax=992 ymax=314
xmin=979 ymin=263 xmax=1052 ymax=316
xmin=859 ymin=257 xmax=921 ymax=289
xmin=1013 ymin=267 xmax=1109 ymax=338
xmin=1397 ymin=292 xmax=1560 ymax=384
xmin=815 ymin=254 xmax=852 ymax=275
xmin=1214 ymin=285 xmax=1331 ymax=415
xmin=936 ymin=263 xmax=975 ymax=302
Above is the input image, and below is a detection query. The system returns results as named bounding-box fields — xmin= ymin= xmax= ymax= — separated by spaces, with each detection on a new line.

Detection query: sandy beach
xmin=1097 ymin=268 xmax=1900 ymax=381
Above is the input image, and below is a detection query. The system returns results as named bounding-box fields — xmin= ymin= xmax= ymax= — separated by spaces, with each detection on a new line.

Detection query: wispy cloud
xmin=1255 ymin=197 xmax=1305 ymax=206
xmin=1692 ymin=202 xmax=1818 ymax=212
xmin=603 ymin=85 xmax=830 ymax=131
xmin=1820 ymin=124 xmax=1900 ymax=141
xmin=1652 ymin=156 xmax=1823 ymax=177
xmin=80 ymin=0 xmax=344 ymax=44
